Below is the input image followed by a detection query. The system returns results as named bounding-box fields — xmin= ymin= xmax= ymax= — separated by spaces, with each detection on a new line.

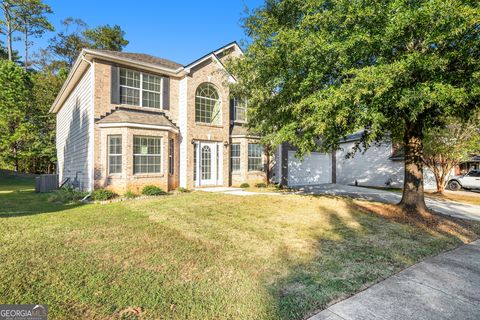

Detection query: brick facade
xmin=86 ymin=44 xmax=266 ymax=194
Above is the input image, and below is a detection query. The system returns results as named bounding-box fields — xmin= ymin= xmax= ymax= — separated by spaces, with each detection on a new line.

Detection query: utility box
xmin=35 ymin=174 xmax=59 ymax=193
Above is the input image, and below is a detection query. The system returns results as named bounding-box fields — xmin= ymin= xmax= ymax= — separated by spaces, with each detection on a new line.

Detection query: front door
xmin=194 ymin=141 xmax=222 ymax=186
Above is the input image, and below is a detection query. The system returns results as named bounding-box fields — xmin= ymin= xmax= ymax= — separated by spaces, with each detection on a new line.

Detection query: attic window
xmin=119 ymin=68 xmax=162 ymax=109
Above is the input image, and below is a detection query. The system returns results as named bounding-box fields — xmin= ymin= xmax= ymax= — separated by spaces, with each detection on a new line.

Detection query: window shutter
xmin=230 ymin=98 xmax=235 ymax=122
xmin=162 ymin=77 xmax=170 ymax=110
xmin=111 ymin=65 xmax=120 ymax=104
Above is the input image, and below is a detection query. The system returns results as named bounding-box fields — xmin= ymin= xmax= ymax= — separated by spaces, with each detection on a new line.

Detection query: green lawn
xmin=0 ymin=176 xmax=478 ymax=319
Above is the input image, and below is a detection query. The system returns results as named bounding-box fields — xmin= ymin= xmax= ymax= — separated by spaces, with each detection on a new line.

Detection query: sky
xmin=8 ymin=0 xmax=265 ymax=65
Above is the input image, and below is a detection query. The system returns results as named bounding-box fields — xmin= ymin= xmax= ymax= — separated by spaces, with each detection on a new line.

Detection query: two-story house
xmin=50 ymin=42 xmax=266 ymax=193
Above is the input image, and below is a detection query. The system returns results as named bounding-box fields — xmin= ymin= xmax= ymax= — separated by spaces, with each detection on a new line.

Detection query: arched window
xmin=195 ymin=83 xmax=221 ymax=124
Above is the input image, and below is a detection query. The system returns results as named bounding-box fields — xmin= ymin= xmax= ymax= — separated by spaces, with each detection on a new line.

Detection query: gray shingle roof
xmin=91 ymin=49 xmax=183 ymax=70
xmin=97 ymin=107 xmax=177 ymax=130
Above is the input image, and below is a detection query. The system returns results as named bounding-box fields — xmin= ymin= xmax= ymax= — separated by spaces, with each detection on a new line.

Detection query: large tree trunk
xmin=399 ymin=122 xmax=428 ymax=213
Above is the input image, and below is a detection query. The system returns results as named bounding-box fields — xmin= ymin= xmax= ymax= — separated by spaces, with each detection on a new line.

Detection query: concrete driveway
xmin=310 ymin=240 xmax=480 ymax=320
xmin=296 ymin=184 xmax=480 ymax=221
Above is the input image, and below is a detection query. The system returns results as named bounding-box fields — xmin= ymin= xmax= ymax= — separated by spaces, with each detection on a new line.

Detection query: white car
xmin=448 ymin=169 xmax=480 ymax=191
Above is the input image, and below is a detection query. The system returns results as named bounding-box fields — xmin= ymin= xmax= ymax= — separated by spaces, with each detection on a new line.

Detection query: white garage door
xmin=288 ymin=151 xmax=332 ymax=186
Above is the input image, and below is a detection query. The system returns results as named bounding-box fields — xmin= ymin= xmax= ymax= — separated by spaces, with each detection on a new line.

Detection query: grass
xmin=425 ymin=190 xmax=480 ymax=206
xmin=1 ymin=176 xmax=479 ymax=319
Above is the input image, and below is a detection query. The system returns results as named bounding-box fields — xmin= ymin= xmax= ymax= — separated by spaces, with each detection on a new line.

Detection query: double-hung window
xmin=108 ymin=135 xmax=122 ymax=174
xmin=231 ymin=143 xmax=240 ymax=172
xmin=133 ymin=136 xmax=162 ymax=174
xmin=248 ymin=143 xmax=263 ymax=171
xmin=232 ymin=98 xmax=247 ymax=122
xmin=168 ymin=139 xmax=174 ymax=175
xmin=120 ymin=68 xmax=162 ymax=109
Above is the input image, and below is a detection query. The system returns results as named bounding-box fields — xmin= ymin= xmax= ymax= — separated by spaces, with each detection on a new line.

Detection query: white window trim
xmin=233 ymin=97 xmax=247 ymax=123
xmin=98 ymin=122 xmax=178 ymax=133
xmin=195 ymin=83 xmax=222 ymax=125
xmin=119 ymin=68 xmax=163 ymax=109
xmin=107 ymin=135 xmax=122 ymax=175
xmin=230 ymin=143 xmax=241 ymax=172
xmin=133 ymin=136 xmax=163 ymax=175
xmin=168 ymin=138 xmax=174 ymax=175
xmin=248 ymin=143 xmax=263 ymax=172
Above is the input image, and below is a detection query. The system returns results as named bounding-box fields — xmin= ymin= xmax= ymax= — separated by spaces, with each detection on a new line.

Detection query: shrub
xmin=255 ymin=182 xmax=267 ymax=188
xmin=178 ymin=187 xmax=189 ymax=193
xmin=141 ymin=185 xmax=166 ymax=196
xmin=240 ymin=183 xmax=250 ymax=188
xmin=48 ymin=187 xmax=87 ymax=203
xmin=124 ymin=190 xmax=138 ymax=199
xmin=92 ymin=188 xmax=117 ymax=201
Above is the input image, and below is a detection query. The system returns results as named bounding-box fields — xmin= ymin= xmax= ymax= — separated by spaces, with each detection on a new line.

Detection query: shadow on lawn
xmin=268 ymin=197 xmax=479 ymax=320
xmin=0 ymin=178 xmax=84 ymax=218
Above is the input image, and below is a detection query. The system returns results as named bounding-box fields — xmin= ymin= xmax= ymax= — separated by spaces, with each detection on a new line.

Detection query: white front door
xmin=194 ymin=141 xmax=223 ymax=186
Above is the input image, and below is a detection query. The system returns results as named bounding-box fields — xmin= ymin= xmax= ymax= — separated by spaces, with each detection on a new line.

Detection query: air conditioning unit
xmin=35 ymin=174 xmax=59 ymax=193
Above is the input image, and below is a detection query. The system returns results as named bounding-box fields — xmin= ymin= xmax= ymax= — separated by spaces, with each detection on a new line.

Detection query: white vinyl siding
xmin=56 ymin=67 xmax=94 ymax=191
xmin=336 ymin=141 xmax=440 ymax=189
xmin=336 ymin=141 xmax=404 ymax=188
xmin=120 ymin=68 xmax=162 ymax=109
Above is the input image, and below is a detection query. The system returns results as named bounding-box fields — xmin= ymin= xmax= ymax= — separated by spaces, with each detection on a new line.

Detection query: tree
xmin=84 ymin=24 xmax=129 ymax=51
xmin=0 ymin=0 xmax=21 ymax=61
xmin=48 ymin=17 xmax=89 ymax=68
xmin=423 ymin=116 xmax=480 ymax=193
xmin=25 ymin=69 xmax=66 ymax=173
xmin=17 ymin=0 xmax=53 ymax=70
xmin=0 ymin=39 xmax=7 ymax=59
xmin=229 ymin=0 xmax=480 ymax=214
xmin=0 ymin=59 xmax=32 ymax=171
xmin=48 ymin=18 xmax=128 ymax=68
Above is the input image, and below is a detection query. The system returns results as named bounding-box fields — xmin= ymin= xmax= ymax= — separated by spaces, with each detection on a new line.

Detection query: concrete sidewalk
xmin=310 ymin=240 xmax=480 ymax=320
xmin=297 ymin=184 xmax=480 ymax=221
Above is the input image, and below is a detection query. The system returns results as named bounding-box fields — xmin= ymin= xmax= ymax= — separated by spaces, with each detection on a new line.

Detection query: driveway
xmin=310 ymin=240 xmax=480 ymax=320
xmin=296 ymin=184 xmax=480 ymax=221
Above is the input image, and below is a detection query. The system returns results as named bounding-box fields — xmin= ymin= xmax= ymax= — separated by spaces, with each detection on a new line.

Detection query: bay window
xmin=133 ymin=136 xmax=162 ymax=174
xmin=248 ymin=143 xmax=263 ymax=171
xmin=108 ymin=135 xmax=122 ymax=174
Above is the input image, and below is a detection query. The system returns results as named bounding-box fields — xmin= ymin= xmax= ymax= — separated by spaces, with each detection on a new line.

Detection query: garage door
xmin=288 ymin=151 xmax=332 ymax=186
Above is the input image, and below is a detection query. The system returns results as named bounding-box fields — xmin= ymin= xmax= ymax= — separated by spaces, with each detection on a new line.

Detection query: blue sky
xmin=10 ymin=0 xmax=264 ymax=65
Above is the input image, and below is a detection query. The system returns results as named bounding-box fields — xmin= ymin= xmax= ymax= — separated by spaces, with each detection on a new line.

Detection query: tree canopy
xmin=48 ymin=18 xmax=129 ymax=68
xmin=0 ymin=1 xmax=129 ymax=173
xmin=423 ymin=115 xmax=480 ymax=193
xmin=0 ymin=59 xmax=33 ymax=171
xmin=230 ymin=0 xmax=480 ymax=213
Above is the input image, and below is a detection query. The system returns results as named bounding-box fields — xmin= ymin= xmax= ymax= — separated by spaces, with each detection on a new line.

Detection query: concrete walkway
xmin=310 ymin=240 xmax=480 ymax=320
xmin=297 ymin=184 xmax=480 ymax=221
